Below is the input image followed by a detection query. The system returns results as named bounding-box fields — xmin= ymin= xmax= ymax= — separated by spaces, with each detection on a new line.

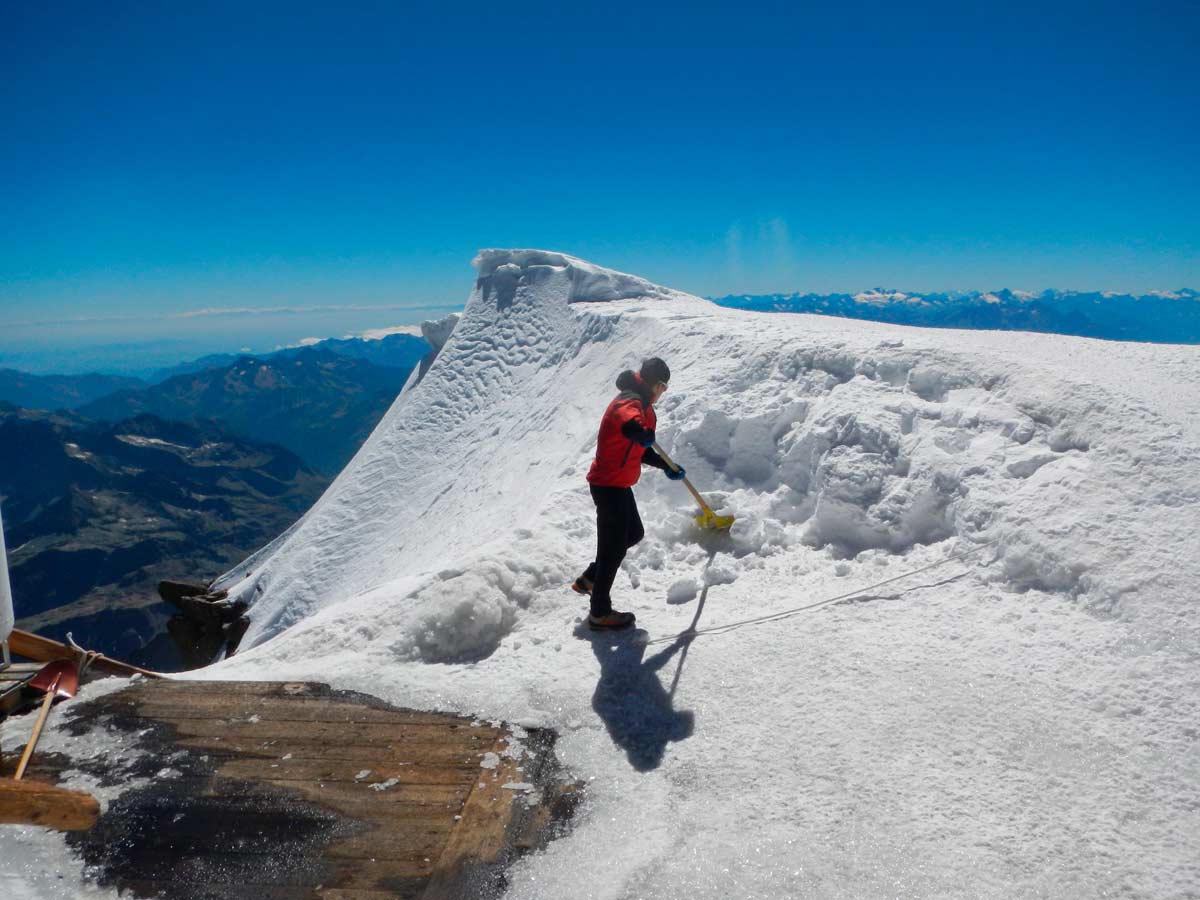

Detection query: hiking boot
xmin=571 ymin=574 xmax=594 ymax=596
xmin=587 ymin=610 xmax=636 ymax=631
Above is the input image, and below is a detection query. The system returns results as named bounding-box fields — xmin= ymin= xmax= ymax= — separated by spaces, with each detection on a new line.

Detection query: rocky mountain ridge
xmin=0 ymin=369 xmax=148 ymax=410
xmin=148 ymin=330 xmax=429 ymax=381
xmin=0 ymin=405 xmax=326 ymax=668
xmin=79 ymin=347 xmax=414 ymax=475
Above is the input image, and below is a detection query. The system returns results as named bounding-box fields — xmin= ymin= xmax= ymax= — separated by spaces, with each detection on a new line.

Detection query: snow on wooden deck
xmin=21 ymin=679 xmax=578 ymax=899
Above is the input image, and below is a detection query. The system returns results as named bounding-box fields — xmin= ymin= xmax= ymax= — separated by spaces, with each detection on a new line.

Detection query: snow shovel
xmin=13 ymin=660 xmax=78 ymax=780
xmin=651 ymin=443 xmax=736 ymax=531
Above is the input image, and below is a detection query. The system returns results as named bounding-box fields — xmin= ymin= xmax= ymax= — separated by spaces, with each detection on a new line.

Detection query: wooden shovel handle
xmin=14 ymin=678 xmax=58 ymax=780
xmin=651 ymin=442 xmax=714 ymax=515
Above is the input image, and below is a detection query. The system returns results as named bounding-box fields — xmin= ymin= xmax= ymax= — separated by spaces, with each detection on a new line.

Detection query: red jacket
xmin=587 ymin=371 xmax=666 ymax=488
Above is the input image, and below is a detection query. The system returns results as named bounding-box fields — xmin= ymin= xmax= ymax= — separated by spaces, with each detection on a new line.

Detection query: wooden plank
xmin=123 ymin=680 xmax=322 ymax=697
xmin=125 ymin=700 xmax=472 ymax=729
xmin=173 ymin=736 xmax=492 ymax=766
xmin=175 ymin=716 xmax=499 ymax=744
xmin=1 ymin=684 xmax=31 ymax=717
xmin=7 ymin=629 xmax=164 ymax=679
xmin=30 ymin=680 xmax=571 ymax=898
xmin=0 ymin=778 xmax=99 ymax=830
xmin=1 ymin=663 xmax=45 ymax=715
xmin=0 ymin=662 xmax=43 ymax=680
xmin=204 ymin=776 xmax=470 ymax=807
xmin=158 ymin=716 xmax=503 ymax=749
xmin=322 ymin=825 xmax=454 ymax=862
xmin=214 ymin=757 xmax=479 ymax=785
xmin=174 ymin=730 xmax=495 ymax=756
xmin=116 ymin=695 xmax=493 ymax=728
xmin=90 ymin=805 xmax=455 ymax=860
xmin=207 ymin=795 xmax=466 ymax=824
xmin=122 ymin=680 xmax=442 ymax=703
xmin=127 ymin=719 xmax=487 ymax=745
xmin=422 ymin=736 xmax=526 ymax=900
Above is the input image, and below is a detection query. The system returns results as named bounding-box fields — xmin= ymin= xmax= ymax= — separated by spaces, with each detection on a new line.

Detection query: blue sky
xmin=1 ymin=1 xmax=1197 ymax=366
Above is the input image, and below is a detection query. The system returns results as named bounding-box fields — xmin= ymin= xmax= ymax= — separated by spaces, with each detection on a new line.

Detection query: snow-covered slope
xmin=196 ymin=251 xmax=1200 ymax=895
xmin=6 ymin=250 xmax=1195 ymax=897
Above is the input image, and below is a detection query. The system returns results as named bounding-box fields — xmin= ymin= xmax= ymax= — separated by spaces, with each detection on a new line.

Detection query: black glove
xmin=666 ymin=465 xmax=686 ymax=481
xmin=622 ymin=418 xmax=656 ymax=447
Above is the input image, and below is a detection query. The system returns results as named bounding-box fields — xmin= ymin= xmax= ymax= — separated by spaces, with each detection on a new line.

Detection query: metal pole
xmin=0 ymin=503 xmax=13 ymax=670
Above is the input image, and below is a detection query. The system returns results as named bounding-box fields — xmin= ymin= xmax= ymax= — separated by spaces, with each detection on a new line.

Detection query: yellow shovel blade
xmin=694 ymin=509 xmax=736 ymax=530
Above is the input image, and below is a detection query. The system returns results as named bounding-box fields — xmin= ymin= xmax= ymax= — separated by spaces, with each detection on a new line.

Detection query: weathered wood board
xmin=16 ymin=680 xmax=580 ymax=899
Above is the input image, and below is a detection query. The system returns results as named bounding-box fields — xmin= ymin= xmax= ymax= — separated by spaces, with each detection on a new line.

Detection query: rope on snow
xmin=645 ymin=537 xmax=1002 ymax=645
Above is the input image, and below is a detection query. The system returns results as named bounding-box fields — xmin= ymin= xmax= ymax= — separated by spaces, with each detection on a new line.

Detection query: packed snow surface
xmin=10 ymin=249 xmax=1200 ymax=898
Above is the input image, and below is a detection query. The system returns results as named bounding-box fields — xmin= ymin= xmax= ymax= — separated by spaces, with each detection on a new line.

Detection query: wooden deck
xmin=18 ymin=680 xmax=579 ymax=899
xmin=1 ymin=661 xmax=44 ymax=717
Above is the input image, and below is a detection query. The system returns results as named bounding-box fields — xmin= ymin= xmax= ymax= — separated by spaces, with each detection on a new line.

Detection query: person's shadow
xmin=580 ymin=565 xmax=713 ymax=772
xmin=585 ymin=629 xmax=695 ymax=771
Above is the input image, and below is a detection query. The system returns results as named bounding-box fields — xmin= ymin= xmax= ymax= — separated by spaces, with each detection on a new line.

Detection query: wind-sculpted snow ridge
xmin=473 ymin=248 xmax=686 ymax=305
xmin=209 ymin=249 xmax=705 ymax=654
xmin=184 ymin=250 xmax=1200 ymax=899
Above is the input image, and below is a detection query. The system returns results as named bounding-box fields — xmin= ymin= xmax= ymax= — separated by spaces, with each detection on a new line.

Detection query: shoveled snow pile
xmin=13 ymin=250 xmax=1200 ymax=898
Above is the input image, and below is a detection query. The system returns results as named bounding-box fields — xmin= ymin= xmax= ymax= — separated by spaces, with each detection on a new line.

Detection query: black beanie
xmin=640 ymin=357 xmax=670 ymax=385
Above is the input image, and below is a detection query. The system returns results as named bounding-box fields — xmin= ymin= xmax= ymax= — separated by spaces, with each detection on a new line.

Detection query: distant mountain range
xmin=0 ymin=331 xmax=431 ymax=475
xmin=149 ymin=331 xmax=428 ymax=381
xmin=0 ymin=405 xmax=326 ymax=668
xmin=710 ymin=288 xmax=1200 ymax=343
xmin=0 ymin=329 xmax=434 ymax=668
xmin=80 ymin=347 xmax=415 ymax=475
xmin=0 ymin=369 xmax=148 ymax=410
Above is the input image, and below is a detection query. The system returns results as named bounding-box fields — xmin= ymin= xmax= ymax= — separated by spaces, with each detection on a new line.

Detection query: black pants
xmin=584 ymin=484 xmax=645 ymax=616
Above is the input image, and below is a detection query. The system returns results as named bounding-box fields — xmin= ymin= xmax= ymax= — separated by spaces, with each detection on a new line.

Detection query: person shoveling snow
xmin=573 ymin=358 xmax=688 ymax=630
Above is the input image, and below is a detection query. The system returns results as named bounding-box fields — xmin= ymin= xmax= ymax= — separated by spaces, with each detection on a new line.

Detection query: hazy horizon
xmin=0 ymin=302 xmax=461 ymax=377
xmin=5 ymin=279 xmax=1199 ymax=378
